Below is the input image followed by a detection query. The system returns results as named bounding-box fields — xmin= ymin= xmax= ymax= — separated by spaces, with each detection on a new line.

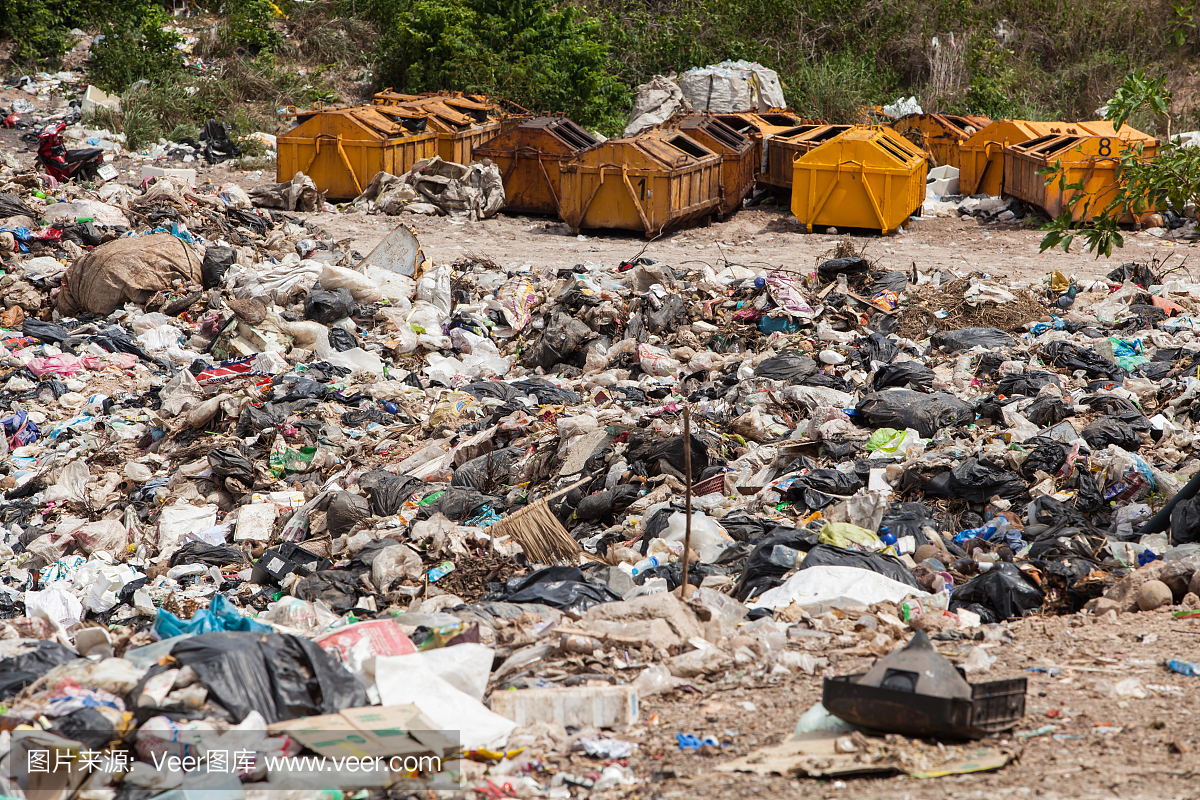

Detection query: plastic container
xmin=768 ymin=544 xmax=803 ymax=568
xmin=660 ymin=510 xmax=733 ymax=563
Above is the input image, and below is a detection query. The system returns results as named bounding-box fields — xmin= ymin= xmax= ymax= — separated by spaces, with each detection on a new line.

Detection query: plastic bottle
xmin=629 ymin=555 xmax=661 ymax=577
xmin=1168 ymin=659 xmax=1200 ymax=677
xmin=768 ymin=544 xmax=803 ymax=568
xmin=879 ymin=525 xmax=897 ymax=547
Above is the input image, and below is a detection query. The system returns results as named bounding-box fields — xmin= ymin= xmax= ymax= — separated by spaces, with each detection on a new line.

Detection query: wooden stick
xmin=682 ymin=407 xmax=692 ymax=595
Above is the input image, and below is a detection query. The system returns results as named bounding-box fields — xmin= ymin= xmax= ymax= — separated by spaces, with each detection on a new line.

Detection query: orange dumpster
xmin=669 ymin=114 xmax=756 ymax=218
xmin=762 ymin=124 xmax=855 ymax=192
xmin=472 ymin=116 xmax=599 ymax=216
xmin=890 ymin=113 xmax=990 ymax=169
xmin=559 ymin=130 xmax=721 ymax=236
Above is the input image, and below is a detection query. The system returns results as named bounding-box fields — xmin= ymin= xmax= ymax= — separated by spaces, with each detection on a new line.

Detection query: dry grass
xmin=896 ymin=278 xmax=1048 ymax=340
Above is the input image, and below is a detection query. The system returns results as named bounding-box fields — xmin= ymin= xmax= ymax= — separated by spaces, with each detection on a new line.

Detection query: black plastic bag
xmin=880 ymin=502 xmax=934 ymax=549
xmin=496 ymin=566 xmax=621 ymax=615
xmin=328 ymin=327 xmax=357 ymax=352
xmin=754 ymin=352 xmax=818 ymax=383
xmin=208 ymin=448 xmax=255 ymax=487
xmin=931 ymin=327 xmax=1014 ymax=352
xmin=1171 ymin=496 xmax=1200 ymax=545
xmin=169 ymin=541 xmax=246 ymax=568
xmin=524 ymin=312 xmax=593 ymax=370
xmin=22 ymin=319 xmax=69 ymax=343
xmin=817 ymin=256 xmax=870 ymax=281
xmin=359 ymin=470 xmax=425 ymax=516
xmin=734 ymin=527 xmax=821 ymax=602
xmin=997 ymin=371 xmax=1061 ymax=396
xmin=858 ymin=331 xmax=899 ymax=365
xmin=199 ymin=119 xmax=242 ymax=164
xmin=1025 ymin=396 xmax=1073 ymax=426
xmin=1079 ymin=395 xmax=1152 ymax=431
xmin=645 ymin=434 xmax=709 ymax=479
xmin=304 ymin=289 xmax=355 ymax=324
xmin=855 ymin=390 xmax=975 ymax=437
xmin=1081 ymin=418 xmax=1142 ymax=451
xmin=950 ymin=457 xmax=1027 ymax=503
xmin=0 ymin=641 xmax=78 ymax=699
xmin=510 ymin=378 xmax=581 ymax=405
xmin=949 ymin=563 xmax=1042 ymax=623
xmin=428 ymin=487 xmax=500 ymax=521
xmin=1042 ymin=341 xmax=1126 ymax=380
xmin=461 ymin=382 xmax=521 ymax=402
xmin=294 ymin=570 xmax=362 ymax=614
xmin=452 ymin=447 xmax=523 ymax=491
xmin=796 ymin=468 xmax=863 ymax=496
xmin=871 ymin=362 xmax=934 ymax=392
xmin=1066 ymin=466 xmax=1105 ymax=514
xmin=201 ymin=245 xmax=236 ymax=289
xmin=866 ymin=270 xmax=909 ymax=296
xmin=171 ymin=631 xmax=365 ymax=723
xmin=801 ymin=372 xmax=852 ymax=392
xmin=327 ymin=491 xmax=371 ymax=535
xmin=1019 ymin=443 xmax=1067 ymax=481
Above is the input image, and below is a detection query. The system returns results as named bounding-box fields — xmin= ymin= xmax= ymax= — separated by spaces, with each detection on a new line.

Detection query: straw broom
xmin=491 ymin=475 xmax=590 ymax=564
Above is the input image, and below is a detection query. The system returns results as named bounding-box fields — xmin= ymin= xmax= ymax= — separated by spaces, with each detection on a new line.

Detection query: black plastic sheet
xmin=931 ymin=327 xmax=1015 ymax=352
xmin=855 ymin=390 xmax=975 ymax=437
xmin=949 ymin=563 xmax=1043 ymax=623
xmin=171 ymin=631 xmax=365 ymax=723
xmin=494 ymin=566 xmax=621 ymax=615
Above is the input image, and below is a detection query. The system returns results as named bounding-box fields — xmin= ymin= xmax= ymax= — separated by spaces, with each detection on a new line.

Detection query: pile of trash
xmin=6 ymin=132 xmax=1200 ymax=793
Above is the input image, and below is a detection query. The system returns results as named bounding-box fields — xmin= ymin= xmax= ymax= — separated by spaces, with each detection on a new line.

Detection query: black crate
xmin=822 ymin=673 xmax=1026 ymax=740
xmin=251 ymin=542 xmax=331 ymax=584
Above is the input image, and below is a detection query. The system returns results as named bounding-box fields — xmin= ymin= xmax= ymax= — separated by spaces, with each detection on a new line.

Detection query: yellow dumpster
xmin=959 ymin=119 xmax=1067 ymax=195
xmin=762 ymin=124 xmax=854 ymax=192
xmin=472 ymin=116 xmax=599 ymax=216
xmin=711 ymin=111 xmax=809 ymax=178
xmin=889 ymin=113 xmax=990 ymax=169
xmin=277 ymin=105 xmax=438 ymax=200
xmin=791 ymin=126 xmax=927 ymax=234
xmin=669 ymin=114 xmax=756 ymax=218
xmin=559 ymin=129 xmax=721 ymax=236
xmin=372 ymin=91 xmax=504 ymax=165
xmin=1004 ymin=126 xmax=1160 ymax=222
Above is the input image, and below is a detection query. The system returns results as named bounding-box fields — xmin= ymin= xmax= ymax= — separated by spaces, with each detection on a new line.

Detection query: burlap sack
xmin=56 ymin=234 xmax=202 ymax=316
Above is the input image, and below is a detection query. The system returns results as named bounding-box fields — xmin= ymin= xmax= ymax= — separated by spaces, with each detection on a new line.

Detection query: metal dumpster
xmin=372 ymin=91 xmax=505 ymax=164
xmin=669 ymin=114 xmax=756 ymax=218
xmin=559 ymin=129 xmax=721 ymax=236
xmin=1004 ymin=126 xmax=1160 ymax=222
xmin=791 ymin=126 xmax=927 ymax=234
xmin=711 ymin=111 xmax=808 ymax=178
xmin=959 ymin=120 xmax=1066 ymax=196
xmin=762 ymin=124 xmax=854 ymax=192
xmin=890 ymin=113 xmax=990 ymax=169
xmin=276 ymin=105 xmax=438 ymax=200
xmin=472 ymin=116 xmax=599 ymax=216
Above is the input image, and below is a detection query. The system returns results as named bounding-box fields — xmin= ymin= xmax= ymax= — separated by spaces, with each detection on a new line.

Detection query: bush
xmin=360 ymin=0 xmax=629 ymax=133
xmin=224 ymin=0 xmax=282 ymax=53
xmin=0 ymin=0 xmax=90 ymax=67
xmin=89 ymin=2 xmax=184 ymax=94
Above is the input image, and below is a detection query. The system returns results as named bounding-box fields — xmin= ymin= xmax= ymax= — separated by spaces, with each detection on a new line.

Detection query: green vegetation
xmin=1040 ymin=71 xmax=1182 ymax=258
xmin=4 ymin=0 xmax=1200 ymax=137
xmin=89 ymin=2 xmax=184 ymax=94
xmin=358 ymin=0 xmax=629 ymax=131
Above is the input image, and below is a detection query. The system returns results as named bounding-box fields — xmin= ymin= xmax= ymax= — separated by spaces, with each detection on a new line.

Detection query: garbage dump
xmin=6 ymin=70 xmax=1200 ymax=800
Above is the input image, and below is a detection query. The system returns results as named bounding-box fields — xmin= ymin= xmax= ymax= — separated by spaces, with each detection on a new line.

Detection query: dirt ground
xmin=9 ymin=105 xmax=1200 ymax=797
xmin=616 ymin=608 xmax=1200 ymax=800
